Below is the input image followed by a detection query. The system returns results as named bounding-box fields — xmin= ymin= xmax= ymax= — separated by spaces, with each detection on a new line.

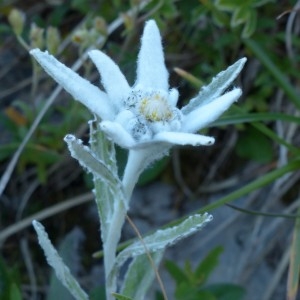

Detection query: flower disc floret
xmin=115 ymin=88 xmax=182 ymax=144
xmin=138 ymin=91 xmax=173 ymax=122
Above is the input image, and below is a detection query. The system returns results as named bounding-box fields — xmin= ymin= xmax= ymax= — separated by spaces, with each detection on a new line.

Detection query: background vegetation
xmin=0 ymin=0 xmax=300 ymax=299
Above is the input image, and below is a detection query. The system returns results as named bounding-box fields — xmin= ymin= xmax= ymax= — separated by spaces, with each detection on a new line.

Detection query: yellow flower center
xmin=139 ymin=92 xmax=173 ymax=122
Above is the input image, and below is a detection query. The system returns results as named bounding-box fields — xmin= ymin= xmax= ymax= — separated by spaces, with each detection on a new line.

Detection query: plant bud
xmin=30 ymin=23 xmax=44 ymax=49
xmin=93 ymin=17 xmax=107 ymax=36
xmin=46 ymin=26 xmax=61 ymax=54
xmin=121 ymin=13 xmax=134 ymax=32
xmin=8 ymin=8 xmax=25 ymax=36
xmin=72 ymin=28 xmax=89 ymax=45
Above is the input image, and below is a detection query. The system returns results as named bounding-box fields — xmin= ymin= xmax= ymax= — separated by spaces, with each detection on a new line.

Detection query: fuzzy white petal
xmin=100 ymin=121 xmax=136 ymax=148
xmin=136 ymin=20 xmax=168 ymax=91
xmin=169 ymin=88 xmax=179 ymax=107
xmin=153 ymin=131 xmax=215 ymax=146
xmin=30 ymin=49 xmax=114 ymax=120
xmin=182 ymin=88 xmax=242 ymax=133
xmin=88 ymin=50 xmax=130 ymax=109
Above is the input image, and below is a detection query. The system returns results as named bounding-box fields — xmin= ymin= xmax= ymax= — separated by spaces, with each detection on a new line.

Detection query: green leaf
xmin=120 ymin=251 xmax=163 ymax=299
xmin=164 ymin=260 xmax=189 ymax=285
xmin=0 ymin=256 xmax=20 ymax=300
xmin=211 ymin=8 xmax=230 ymax=27
xmin=89 ymin=286 xmax=106 ymax=300
xmin=195 ymin=290 xmax=216 ymax=300
xmin=235 ymin=126 xmax=273 ymax=163
xmin=229 ymin=109 xmax=299 ymax=156
xmin=71 ymin=0 xmax=89 ymax=14
xmin=215 ymin=0 xmax=241 ymax=11
xmin=242 ymin=9 xmax=257 ymax=38
xmin=160 ymin=0 xmax=177 ymax=18
xmin=183 ymin=260 xmax=195 ymax=282
xmin=204 ymin=283 xmax=246 ymax=300
xmin=195 ymin=246 xmax=223 ymax=285
xmin=176 ymin=283 xmax=215 ymax=300
xmin=9 ymin=283 xmax=22 ymax=300
xmin=253 ymin=0 xmax=274 ymax=7
xmin=231 ymin=7 xmax=249 ymax=27
xmin=211 ymin=111 xmax=300 ymax=127
xmin=112 ymin=293 xmax=134 ymax=300
xmin=244 ymin=39 xmax=300 ymax=110
xmin=48 ymin=4 xmax=69 ymax=27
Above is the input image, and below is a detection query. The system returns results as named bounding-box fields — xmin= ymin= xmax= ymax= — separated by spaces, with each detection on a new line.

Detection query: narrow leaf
xmin=195 ymin=246 xmax=223 ymax=284
xmin=64 ymin=134 xmax=122 ymax=192
xmin=111 ymin=293 xmax=134 ymax=300
xmin=9 ymin=283 xmax=22 ymax=300
xmin=32 ymin=221 xmax=88 ymax=300
xmin=211 ymin=112 xmax=300 ymax=127
xmin=164 ymin=260 xmax=189 ymax=285
xmin=242 ymin=9 xmax=257 ymax=38
xmin=231 ymin=7 xmax=249 ymax=27
xmin=197 ymin=159 xmax=300 ymax=214
xmin=244 ymin=39 xmax=300 ymax=110
xmin=215 ymin=0 xmax=239 ymax=11
xmin=204 ymin=283 xmax=246 ymax=300
xmin=287 ymin=206 xmax=300 ymax=300
xmin=116 ymin=213 xmax=213 ymax=266
xmin=88 ymin=119 xmax=119 ymax=243
xmin=211 ymin=107 xmax=300 ymax=156
xmin=181 ymin=58 xmax=246 ymax=115
xmin=47 ymin=228 xmax=84 ymax=300
xmin=63 ymin=133 xmax=127 ymax=238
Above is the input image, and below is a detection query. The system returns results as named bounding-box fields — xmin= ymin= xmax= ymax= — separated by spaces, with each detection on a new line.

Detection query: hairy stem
xmin=104 ymin=200 xmax=127 ymax=299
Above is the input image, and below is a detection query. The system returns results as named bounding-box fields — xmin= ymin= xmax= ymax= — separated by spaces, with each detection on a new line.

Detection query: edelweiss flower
xmin=30 ymin=20 xmax=246 ymax=194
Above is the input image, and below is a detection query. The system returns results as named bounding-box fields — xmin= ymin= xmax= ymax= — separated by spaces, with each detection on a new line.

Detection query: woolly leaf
xmin=181 ymin=58 xmax=246 ymax=115
xmin=32 ymin=221 xmax=88 ymax=300
xmin=115 ymin=213 xmax=213 ymax=266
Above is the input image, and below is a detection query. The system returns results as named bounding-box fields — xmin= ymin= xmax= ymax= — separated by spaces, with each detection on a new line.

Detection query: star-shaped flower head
xmin=30 ymin=20 xmax=246 ymax=195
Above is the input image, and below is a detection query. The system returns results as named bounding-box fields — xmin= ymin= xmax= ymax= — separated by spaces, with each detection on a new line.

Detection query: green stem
xmin=17 ymin=35 xmax=30 ymax=51
xmin=197 ymin=159 xmax=300 ymax=213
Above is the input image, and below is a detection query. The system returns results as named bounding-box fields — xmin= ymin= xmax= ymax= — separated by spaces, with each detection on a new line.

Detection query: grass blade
xmin=287 ymin=206 xmax=300 ymax=300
